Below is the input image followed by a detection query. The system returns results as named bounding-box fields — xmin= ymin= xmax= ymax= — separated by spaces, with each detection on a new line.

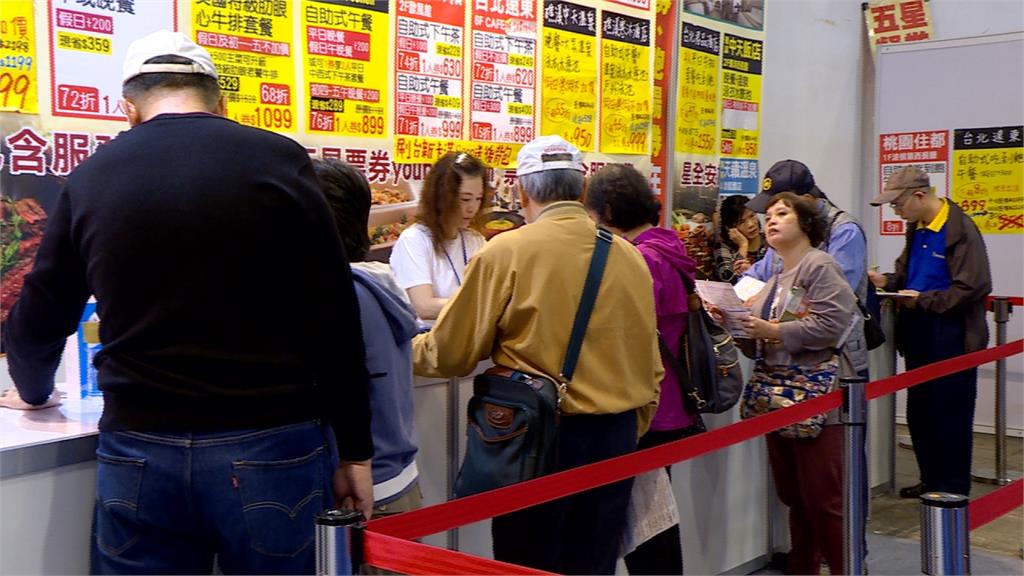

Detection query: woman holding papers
xmin=736 ymin=192 xmax=858 ymax=576
xmin=585 ymin=164 xmax=699 ymax=576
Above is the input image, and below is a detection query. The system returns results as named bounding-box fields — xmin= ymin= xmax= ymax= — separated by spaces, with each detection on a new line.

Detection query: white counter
xmin=0 ymin=359 xmax=101 ymax=574
xmin=0 ymin=351 xmax=897 ymax=574
xmin=410 ymin=363 xmax=780 ymax=574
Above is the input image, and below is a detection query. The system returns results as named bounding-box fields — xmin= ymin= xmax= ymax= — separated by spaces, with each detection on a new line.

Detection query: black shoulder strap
xmin=560 ymin=227 xmax=613 ymax=384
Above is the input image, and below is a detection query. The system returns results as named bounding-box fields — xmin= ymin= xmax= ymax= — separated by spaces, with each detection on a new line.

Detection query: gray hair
xmin=518 ymin=169 xmax=583 ymax=204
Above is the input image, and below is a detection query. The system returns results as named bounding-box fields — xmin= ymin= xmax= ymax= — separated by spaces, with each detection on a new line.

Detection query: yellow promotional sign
xmin=540 ymin=1 xmax=597 ymax=152
xmin=599 ymin=10 xmax=652 ymax=155
xmin=0 ymin=0 xmax=38 ymax=113
xmin=951 ymin=126 xmax=1024 ymax=235
xmin=719 ymin=32 xmax=761 ymax=159
xmin=192 ymin=0 xmax=296 ymax=132
xmin=675 ymin=21 xmax=718 ymax=155
xmin=302 ymin=0 xmax=389 ymax=138
xmin=393 ymin=136 xmax=520 ymax=169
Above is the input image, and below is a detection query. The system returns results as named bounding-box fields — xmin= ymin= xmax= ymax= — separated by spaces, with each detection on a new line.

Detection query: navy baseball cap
xmin=745 ymin=159 xmax=824 ymax=213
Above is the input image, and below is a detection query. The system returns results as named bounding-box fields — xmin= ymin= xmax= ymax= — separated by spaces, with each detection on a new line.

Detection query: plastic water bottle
xmin=77 ymin=301 xmax=102 ymax=399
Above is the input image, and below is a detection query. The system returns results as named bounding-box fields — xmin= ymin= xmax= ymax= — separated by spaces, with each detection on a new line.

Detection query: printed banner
xmin=682 ymin=0 xmax=764 ymax=31
xmin=0 ymin=0 xmax=37 ymax=114
xmin=540 ymin=1 xmax=597 ymax=152
xmin=878 ymin=130 xmax=950 ymax=236
xmin=393 ymin=135 xmax=520 ymax=169
xmin=394 ymin=0 xmax=462 ymax=140
xmin=719 ymin=157 xmax=758 ymax=194
xmin=193 ymin=0 xmax=294 ymax=131
xmin=719 ymin=32 xmax=760 ymax=159
xmin=469 ymin=0 xmax=538 ymax=144
xmin=865 ymin=0 xmax=932 ymax=53
xmin=609 ymin=0 xmax=652 ymax=9
xmin=648 ymin=0 xmax=675 ymax=200
xmin=675 ymin=21 xmax=718 ymax=156
xmin=302 ymin=0 xmax=388 ymax=137
xmin=952 ymin=126 xmax=1024 ymax=235
xmin=672 ymin=160 xmax=719 ymax=279
xmin=51 ymin=0 xmax=176 ymax=120
xmin=599 ymin=10 xmax=652 ymax=155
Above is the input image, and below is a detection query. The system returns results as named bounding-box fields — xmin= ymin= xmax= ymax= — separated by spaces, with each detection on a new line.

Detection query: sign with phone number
xmin=0 ymin=0 xmax=38 ymax=114
xmin=302 ymin=0 xmax=389 ymax=138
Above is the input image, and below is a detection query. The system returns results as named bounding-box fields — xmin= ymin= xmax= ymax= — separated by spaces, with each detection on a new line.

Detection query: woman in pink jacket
xmin=585 ymin=164 xmax=700 ymax=575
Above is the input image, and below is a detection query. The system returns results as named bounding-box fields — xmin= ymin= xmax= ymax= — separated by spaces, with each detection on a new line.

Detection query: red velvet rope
xmin=362 ymin=531 xmax=553 ymax=575
xmin=866 ymin=339 xmax=1024 ymax=400
xmin=987 ymin=295 xmax=1024 ymax=309
xmin=367 ymin=390 xmax=842 ymax=540
xmin=363 ymin=338 xmax=1024 ymax=572
xmin=368 ymin=339 xmax=1023 ymax=540
xmin=969 ymin=478 xmax=1024 ymax=531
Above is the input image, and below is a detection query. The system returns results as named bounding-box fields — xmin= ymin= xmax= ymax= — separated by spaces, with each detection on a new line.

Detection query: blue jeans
xmin=90 ymin=421 xmax=338 ymax=575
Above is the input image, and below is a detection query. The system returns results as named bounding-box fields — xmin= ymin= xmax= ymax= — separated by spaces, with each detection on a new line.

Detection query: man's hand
xmin=0 ymin=388 xmax=63 ymax=410
xmin=332 ymin=460 xmax=374 ymax=521
xmin=868 ymin=270 xmax=888 ymax=290
xmin=898 ymin=289 xmax=920 ymax=309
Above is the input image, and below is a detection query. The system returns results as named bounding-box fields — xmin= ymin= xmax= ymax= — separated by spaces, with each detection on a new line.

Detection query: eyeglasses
xmin=890 ymin=191 xmax=914 ymax=209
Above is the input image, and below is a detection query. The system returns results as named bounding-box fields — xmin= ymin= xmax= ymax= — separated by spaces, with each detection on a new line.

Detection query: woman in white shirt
xmin=390 ymin=152 xmax=488 ymax=320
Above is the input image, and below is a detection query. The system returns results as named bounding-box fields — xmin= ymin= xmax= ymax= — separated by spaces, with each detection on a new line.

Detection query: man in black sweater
xmin=3 ymin=30 xmax=372 ymax=574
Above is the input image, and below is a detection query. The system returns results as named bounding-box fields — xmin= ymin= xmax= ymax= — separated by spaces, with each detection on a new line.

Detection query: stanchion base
xmin=971 ymin=468 xmax=1022 ymax=485
xmin=897 ymin=435 xmax=914 ymax=449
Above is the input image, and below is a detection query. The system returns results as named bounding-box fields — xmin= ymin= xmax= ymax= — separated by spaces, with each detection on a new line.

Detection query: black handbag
xmin=453 ymin=228 xmax=613 ymax=498
xmin=859 ymin=285 xmax=886 ymax=350
xmin=658 ymin=275 xmax=743 ymax=414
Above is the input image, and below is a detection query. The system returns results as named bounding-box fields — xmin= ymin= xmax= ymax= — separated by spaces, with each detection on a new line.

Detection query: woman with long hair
xmin=715 ymin=194 xmax=766 ymax=283
xmin=390 ymin=152 xmax=489 ymax=320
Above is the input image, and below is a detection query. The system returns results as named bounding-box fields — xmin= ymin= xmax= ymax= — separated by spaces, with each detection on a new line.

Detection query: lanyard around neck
xmin=442 ymin=230 xmax=468 ymax=286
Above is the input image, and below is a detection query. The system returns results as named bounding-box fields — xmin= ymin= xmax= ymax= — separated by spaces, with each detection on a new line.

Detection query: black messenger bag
xmin=453 ymin=228 xmax=613 ymax=498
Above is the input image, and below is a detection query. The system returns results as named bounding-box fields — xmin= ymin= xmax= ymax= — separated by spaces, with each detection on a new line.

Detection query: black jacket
xmin=4 ymin=112 xmax=372 ymax=460
xmin=884 ymin=199 xmax=992 ymax=354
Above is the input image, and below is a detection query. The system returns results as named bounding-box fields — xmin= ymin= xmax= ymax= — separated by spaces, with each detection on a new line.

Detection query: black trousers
xmin=902 ymin=308 xmax=978 ymax=496
xmin=492 ymin=411 xmax=637 ymax=575
xmin=623 ymin=421 xmax=704 ymax=576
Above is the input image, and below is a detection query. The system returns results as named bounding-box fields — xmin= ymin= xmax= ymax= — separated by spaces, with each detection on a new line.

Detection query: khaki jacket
xmin=413 ymin=202 xmax=662 ymax=435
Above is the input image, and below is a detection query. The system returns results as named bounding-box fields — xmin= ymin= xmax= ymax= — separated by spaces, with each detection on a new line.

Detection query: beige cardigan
xmin=738 ymin=249 xmax=859 ymax=371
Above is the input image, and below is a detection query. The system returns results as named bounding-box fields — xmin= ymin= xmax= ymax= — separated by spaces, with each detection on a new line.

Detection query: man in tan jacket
xmin=413 ymin=136 xmax=662 ymax=574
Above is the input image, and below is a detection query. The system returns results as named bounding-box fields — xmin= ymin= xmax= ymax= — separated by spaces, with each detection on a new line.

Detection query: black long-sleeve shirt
xmin=4 ymin=112 xmax=372 ymax=460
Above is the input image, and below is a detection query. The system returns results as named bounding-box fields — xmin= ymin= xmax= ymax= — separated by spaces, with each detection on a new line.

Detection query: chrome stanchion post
xmin=881 ymin=297 xmax=898 ymax=493
xmin=920 ymin=492 xmax=970 ymax=575
xmin=315 ymin=509 xmax=364 ymax=576
xmin=972 ymin=297 xmax=1019 ymax=485
xmin=446 ymin=376 xmax=460 ymax=549
xmin=841 ymin=376 xmax=868 ymax=575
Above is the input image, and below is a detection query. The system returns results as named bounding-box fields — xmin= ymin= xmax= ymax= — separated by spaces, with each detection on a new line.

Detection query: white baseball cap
xmin=516 ymin=135 xmax=584 ymax=175
xmin=122 ymin=30 xmax=218 ymax=83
